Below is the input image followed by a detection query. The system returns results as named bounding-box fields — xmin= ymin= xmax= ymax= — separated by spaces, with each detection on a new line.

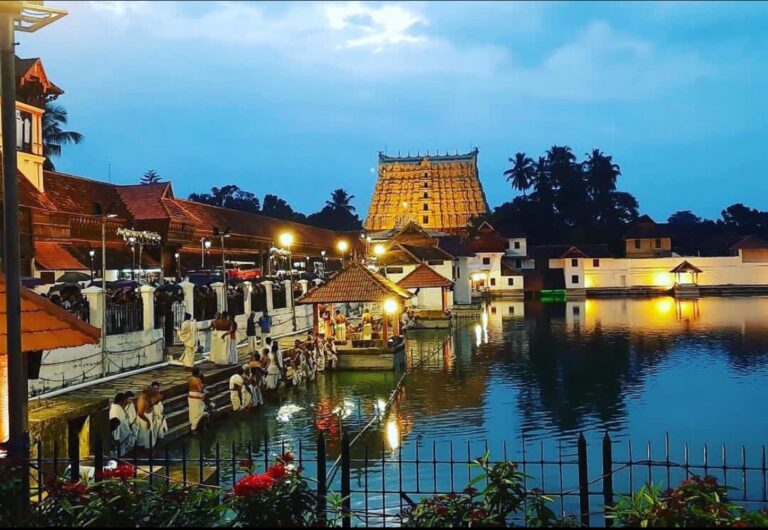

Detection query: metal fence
xmin=272 ymin=286 xmax=287 ymax=309
xmin=28 ymin=430 xmax=768 ymax=528
xmin=105 ymin=301 xmax=143 ymax=335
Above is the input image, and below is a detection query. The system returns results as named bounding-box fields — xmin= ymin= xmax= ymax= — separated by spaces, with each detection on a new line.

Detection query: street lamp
xmin=201 ymin=237 xmax=210 ymax=268
xmin=128 ymin=236 xmax=136 ymax=280
xmin=174 ymin=252 xmax=181 ymax=280
xmin=88 ymin=249 xmax=95 ymax=280
xmin=374 ymin=244 xmax=385 ymax=257
xmin=213 ymin=226 xmax=231 ymax=308
xmin=1 ymin=1 xmax=68 ymax=476
xmin=278 ymin=231 xmax=294 ymax=279
xmin=337 ymin=240 xmax=349 ymax=268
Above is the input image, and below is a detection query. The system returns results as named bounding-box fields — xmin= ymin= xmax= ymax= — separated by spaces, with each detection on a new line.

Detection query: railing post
xmin=341 ymin=432 xmax=351 ymax=529
xmin=602 ymin=432 xmax=614 ymax=527
xmin=68 ymin=425 xmax=80 ymax=482
xmin=94 ymin=437 xmax=104 ymax=482
xmin=139 ymin=284 xmax=155 ymax=331
xmin=316 ymin=432 xmax=327 ymax=523
xmin=262 ymin=280 xmax=274 ymax=312
xmin=577 ymin=433 xmax=590 ymax=527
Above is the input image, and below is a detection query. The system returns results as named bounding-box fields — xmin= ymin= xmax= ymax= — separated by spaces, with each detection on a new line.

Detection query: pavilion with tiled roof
xmin=296 ymin=262 xmax=411 ymax=340
xmin=397 ymin=263 xmax=453 ymax=311
xmin=0 ymin=274 xmax=100 ymax=440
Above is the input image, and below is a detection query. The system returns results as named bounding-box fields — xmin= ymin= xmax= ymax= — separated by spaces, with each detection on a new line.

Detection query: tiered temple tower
xmin=364 ymin=149 xmax=489 ymax=236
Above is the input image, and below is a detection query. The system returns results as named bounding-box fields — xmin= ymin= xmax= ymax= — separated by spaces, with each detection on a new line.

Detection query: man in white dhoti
xmin=265 ymin=347 xmax=281 ymax=391
xmin=124 ymin=391 xmax=139 ymax=447
xmin=210 ymin=313 xmax=231 ymax=366
xmin=151 ymin=382 xmax=168 ymax=442
xmin=227 ymin=316 xmax=239 ymax=365
xmin=362 ymin=309 xmax=373 ymax=341
xmin=188 ymin=367 xmax=209 ymax=432
xmin=135 ymin=386 xmax=155 ymax=450
xmin=108 ymin=393 xmax=135 ymax=456
xmin=229 ymin=370 xmax=245 ymax=411
xmin=177 ymin=313 xmax=198 ymax=369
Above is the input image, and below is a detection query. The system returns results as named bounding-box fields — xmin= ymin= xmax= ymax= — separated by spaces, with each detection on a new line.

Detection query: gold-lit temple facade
xmin=365 ymin=149 xmax=489 ymax=236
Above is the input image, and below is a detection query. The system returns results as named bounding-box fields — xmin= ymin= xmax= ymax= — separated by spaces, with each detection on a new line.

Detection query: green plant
xmin=608 ymin=475 xmax=768 ymax=528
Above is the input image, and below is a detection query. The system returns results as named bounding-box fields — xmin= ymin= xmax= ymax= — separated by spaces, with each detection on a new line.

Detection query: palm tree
xmin=503 ymin=153 xmax=534 ymax=195
xmin=141 ymin=170 xmax=162 ymax=184
xmin=583 ymin=149 xmax=621 ymax=199
xmin=325 ymin=188 xmax=356 ymax=213
xmin=531 ymin=156 xmax=551 ymax=197
xmin=42 ymin=102 xmax=84 ymax=171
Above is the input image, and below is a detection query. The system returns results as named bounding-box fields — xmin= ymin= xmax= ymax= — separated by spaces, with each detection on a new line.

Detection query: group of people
xmin=320 ymin=309 xmax=350 ymax=342
xmin=108 ymin=381 xmax=168 ymax=456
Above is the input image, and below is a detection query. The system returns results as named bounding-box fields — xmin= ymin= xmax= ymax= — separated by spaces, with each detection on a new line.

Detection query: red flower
xmin=96 ymin=463 xmax=135 ymax=481
xmin=239 ymin=459 xmax=254 ymax=470
xmin=279 ymin=452 xmax=294 ymax=464
xmin=470 ymin=508 xmax=488 ymax=522
xmin=233 ymin=472 xmax=276 ymax=497
xmin=267 ymin=463 xmax=287 ymax=480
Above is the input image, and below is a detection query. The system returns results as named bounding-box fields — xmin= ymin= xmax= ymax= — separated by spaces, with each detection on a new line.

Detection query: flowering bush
xmin=401 ymin=454 xmax=579 ymax=528
xmin=608 ymin=475 xmax=768 ymax=528
xmin=230 ymin=452 xmax=321 ymax=527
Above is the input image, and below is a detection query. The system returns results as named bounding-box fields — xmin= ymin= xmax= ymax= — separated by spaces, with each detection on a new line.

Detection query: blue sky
xmin=22 ymin=1 xmax=768 ymax=221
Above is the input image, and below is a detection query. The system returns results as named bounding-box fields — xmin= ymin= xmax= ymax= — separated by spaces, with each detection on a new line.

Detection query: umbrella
xmin=156 ymin=283 xmax=182 ymax=293
xmin=21 ymin=276 xmax=45 ymax=287
xmin=56 ymin=271 xmax=92 ymax=283
xmin=48 ymin=282 xmax=81 ymax=293
xmin=114 ymin=280 xmax=139 ymax=289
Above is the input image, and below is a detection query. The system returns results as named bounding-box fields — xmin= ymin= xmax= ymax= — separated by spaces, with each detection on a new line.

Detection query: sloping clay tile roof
xmin=296 ymin=262 xmax=412 ymax=304
xmin=397 ymin=263 xmax=452 ymax=289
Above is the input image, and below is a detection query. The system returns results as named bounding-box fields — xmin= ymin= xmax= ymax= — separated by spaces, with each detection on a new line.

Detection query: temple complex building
xmin=365 ymin=149 xmax=489 ymax=236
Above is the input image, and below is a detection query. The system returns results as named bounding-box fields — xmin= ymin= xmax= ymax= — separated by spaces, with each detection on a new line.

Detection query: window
xmin=423 ymin=192 xmax=429 ymax=199
xmin=571 ymin=275 xmax=579 ymax=284
xmin=386 ymin=267 xmax=404 ymax=274
xmin=491 ymin=306 xmax=497 ymax=314
xmin=514 ymin=241 xmax=521 ymax=249
xmin=515 ymin=259 xmax=522 ymax=268
xmin=424 ymin=172 xmax=428 ymax=177
xmin=593 ymin=259 xmax=600 ymax=267
xmin=423 ymin=181 xmax=429 ymax=188
xmin=423 ymin=203 xmax=429 ymax=211
xmin=422 ymin=215 xmax=429 ymax=224
xmin=508 ymin=306 xmax=515 ymax=315
xmin=571 ymin=258 xmax=579 ymax=267
xmin=490 ymin=278 xmax=496 ymax=286
xmin=482 ymin=257 xmax=491 ymax=265
xmin=573 ymin=306 xmax=580 ymax=316
xmin=655 ymin=238 xmax=662 ymax=249
xmin=634 ymin=239 xmax=641 ymax=249
xmin=427 ymin=260 xmax=443 ymax=266
xmin=507 ymin=277 xmax=514 ymax=286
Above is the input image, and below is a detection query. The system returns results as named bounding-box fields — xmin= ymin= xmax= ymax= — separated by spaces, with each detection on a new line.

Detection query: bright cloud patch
xmin=325 ymin=2 xmax=427 ymax=52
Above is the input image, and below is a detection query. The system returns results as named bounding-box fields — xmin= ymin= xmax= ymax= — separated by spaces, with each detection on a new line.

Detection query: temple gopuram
xmin=364 ymin=149 xmax=489 ymax=236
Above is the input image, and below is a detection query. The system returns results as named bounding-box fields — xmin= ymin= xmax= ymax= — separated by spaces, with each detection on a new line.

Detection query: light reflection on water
xmin=168 ymin=296 xmax=768 ymax=482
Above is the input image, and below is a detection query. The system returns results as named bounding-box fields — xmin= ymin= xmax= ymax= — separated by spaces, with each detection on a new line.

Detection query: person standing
xmin=334 ymin=309 xmax=348 ymax=342
xmin=150 ymin=382 xmax=168 ymax=443
xmin=246 ymin=311 xmax=258 ymax=353
xmin=210 ymin=311 xmax=232 ymax=366
xmin=257 ymin=309 xmax=272 ymax=345
xmin=188 ymin=367 xmax=209 ymax=433
xmin=227 ymin=314 xmax=239 ymax=365
xmin=124 ymin=391 xmax=139 ymax=444
xmin=177 ymin=313 xmax=198 ymax=369
xmin=229 ymin=368 xmax=245 ymax=412
xmin=135 ymin=386 xmax=155 ymax=450
xmin=265 ymin=346 xmax=281 ymax=391
xmin=108 ymin=393 xmax=135 ymax=456
xmin=361 ymin=308 xmax=373 ymax=340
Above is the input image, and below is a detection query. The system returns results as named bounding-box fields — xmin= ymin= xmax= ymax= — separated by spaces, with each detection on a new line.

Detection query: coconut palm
xmin=42 ymin=102 xmax=84 ymax=171
xmin=325 ymin=188 xmax=356 ymax=213
xmin=503 ymin=153 xmax=534 ymax=195
xmin=140 ymin=170 xmax=162 ymax=184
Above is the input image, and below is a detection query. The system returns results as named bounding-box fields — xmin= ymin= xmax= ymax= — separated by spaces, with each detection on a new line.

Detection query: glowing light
xmin=384 ymin=298 xmax=399 ymax=314
xmin=653 ymin=272 xmax=674 ymax=288
xmin=374 ymin=244 xmax=386 ymax=256
xmin=386 ymin=419 xmax=400 ymax=450
xmin=401 ymin=201 xmax=409 ymax=208
xmin=374 ymin=399 xmax=387 ymax=418
xmin=276 ymin=404 xmax=304 ymax=422
xmin=474 ymin=323 xmax=482 ymax=346
xmin=278 ymin=232 xmax=294 ymax=248
xmin=654 ymin=298 xmax=674 ymax=315
xmin=584 ymin=275 xmax=595 ymax=288
xmin=337 ymin=240 xmax=349 ymax=253
xmin=471 ymin=272 xmax=487 ymax=282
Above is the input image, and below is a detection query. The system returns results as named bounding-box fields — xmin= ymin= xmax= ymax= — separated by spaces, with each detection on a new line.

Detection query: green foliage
xmin=43 ymin=102 xmax=84 ymax=171
xmin=608 ymin=476 xmax=768 ymax=528
xmin=401 ymin=454 xmax=579 ymax=528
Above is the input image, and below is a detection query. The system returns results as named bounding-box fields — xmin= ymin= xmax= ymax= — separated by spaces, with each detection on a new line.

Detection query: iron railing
xmin=28 ymin=430 xmax=768 ymax=528
xmin=105 ymin=301 xmax=143 ymax=335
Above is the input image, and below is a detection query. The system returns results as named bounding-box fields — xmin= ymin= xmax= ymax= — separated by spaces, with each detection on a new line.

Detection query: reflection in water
xmin=168 ymin=297 xmax=768 ymax=482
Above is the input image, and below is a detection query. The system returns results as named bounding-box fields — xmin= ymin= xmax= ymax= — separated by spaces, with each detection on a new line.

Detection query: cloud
xmin=324 ymin=2 xmax=427 ymax=51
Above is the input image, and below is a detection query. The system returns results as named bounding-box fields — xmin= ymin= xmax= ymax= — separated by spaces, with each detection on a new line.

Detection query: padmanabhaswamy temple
xmin=364 ymin=149 xmax=489 ymax=236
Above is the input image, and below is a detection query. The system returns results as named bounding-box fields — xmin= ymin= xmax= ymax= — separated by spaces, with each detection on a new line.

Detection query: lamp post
xmin=89 ymin=249 xmax=95 ymax=280
xmin=278 ymin=232 xmax=295 ymax=329
xmin=128 ymin=236 xmax=136 ymax=280
xmin=174 ymin=252 xmax=181 ymax=280
xmin=0 ymin=3 xmax=67 ymax=513
xmin=214 ymin=226 xmax=231 ymax=309
xmin=100 ymin=211 xmax=117 ymax=378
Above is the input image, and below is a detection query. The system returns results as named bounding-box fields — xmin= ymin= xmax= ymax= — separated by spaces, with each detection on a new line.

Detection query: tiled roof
xmin=116 ymin=183 xmax=173 ymax=220
xmin=528 ymin=244 xmax=613 ymax=260
xmin=437 ymin=236 xmax=475 ymax=258
xmin=377 ymin=246 xmax=420 ymax=266
xmin=625 ymin=215 xmax=671 ymax=239
xmin=730 ymin=235 xmax=768 ymax=250
xmin=465 ymin=223 xmax=508 ymax=253
xmin=397 ymin=264 xmax=452 ymax=289
xmin=296 ymin=262 xmax=412 ymax=304
xmin=42 ymin=170 xmax=130 ymax=218
xmin=34 ymin=242 xmax=87 ymax=270
xmin=0 ymin=273 xmax=100 ymax=354
xmin=670 ymin=260 xmax=703 ymax=274
xmin=0 ymin=158 xmax=56 ymax=211
xmin=379 ymin=148 xmax=478 ymax=164
xmin=399 ymin=243 xmax=454 ymax=262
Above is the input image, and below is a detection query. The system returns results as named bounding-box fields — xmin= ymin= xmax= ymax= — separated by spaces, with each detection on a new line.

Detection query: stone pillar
xmin=82 ymin=286 xmax=104 ymax=329
xmin=242 ymin=281 xmax=252 ymax=315
xmin=298 ymin=279 xmax=309 ymax=295
xmin=283 ymin=279 xmax=293 ymax=310
xmin=139 ymin=285 xmax=155 ymax=331
xmin=262 ymin=280 xmax=274 ymax=311
xmin=211 ymin=282 xmax=225 ymax=313
xmin=180 ymin=280 xmax=195 ymax=318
